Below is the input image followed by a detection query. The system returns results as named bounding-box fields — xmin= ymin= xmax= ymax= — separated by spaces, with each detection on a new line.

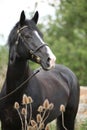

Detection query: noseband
xmin=15 ymin=26 xmax=47 ymax=63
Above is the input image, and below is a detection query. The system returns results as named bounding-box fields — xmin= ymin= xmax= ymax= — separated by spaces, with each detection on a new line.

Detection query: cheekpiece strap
xmin=17 ymin=25 xmax=28 ymax=34
xmin=15 ymin=26 xmax=28 ymax=45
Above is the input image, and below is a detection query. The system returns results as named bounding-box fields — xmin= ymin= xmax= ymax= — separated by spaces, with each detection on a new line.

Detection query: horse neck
xmin=6 ymin=58 xmax=30 ymax=96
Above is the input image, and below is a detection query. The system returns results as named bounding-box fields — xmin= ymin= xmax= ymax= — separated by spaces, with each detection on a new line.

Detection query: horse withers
xmin=0 ymin=11 xmax=80 ymax=130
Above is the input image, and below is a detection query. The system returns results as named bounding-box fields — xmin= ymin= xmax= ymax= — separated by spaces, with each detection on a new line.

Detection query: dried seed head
xmin=36 ymin=114 xmax=42 ymax=123
xmin=31 ymin=120 xmax=37 ymax=126
xmin=14 ymin=102 xmax=19 ymax=109
xmin=39 ymin=122 xmax=44 ymax=129
xmin=36 ymin=57 xmax=40 ymax=63
xmin=28 ymin=126 xmax=33 ymax=130
xmin=37 ymin=105 xmax=43 ymax=112
xmin=32 ymin=124 xmax=37 ymax=130
xmin=43 ymin=99 xmax=49 ymax=109
xmin=22 ymin=94 xmax=28 ymax=104
xmin=45 ymin=124 xmax=50 ymax=130
xmin=28 ymin=96 xmax=33 ymax=103
xmin=49 ymin=103 xmax=54 ymax=110
xmin=60 ymin=104 xmax=65 ymax=112
xmin=21 ymin=108 xmax=27 ymax=115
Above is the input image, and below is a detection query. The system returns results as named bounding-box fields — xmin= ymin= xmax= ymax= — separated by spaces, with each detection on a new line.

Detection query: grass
xmin=75 ymin=120 xmax=87 ymax=130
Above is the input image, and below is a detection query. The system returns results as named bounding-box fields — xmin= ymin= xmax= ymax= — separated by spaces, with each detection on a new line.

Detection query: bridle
xmin=15 ymin=25 xmax=48 ymax=63
xmin=0 ymin=26 xmax=48 ymax=101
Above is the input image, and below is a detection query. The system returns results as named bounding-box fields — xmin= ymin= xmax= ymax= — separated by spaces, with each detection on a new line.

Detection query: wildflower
xmin=28 ymin=96 xmax=33 ymax=103
xmin=45 ymin=124 xmax=50 ymax=130
xmin=30 ymin=120 xmax=37 ymax=126
xmin=60 ymin=104 xmax=65 ymax=112
xmin=21 ymin=108 xmax=27 ymax=115
xmin=37 ymin=105 xmax=43 ymax=112
xmin=32 ymin=124 xmax=37 ymax=130
xmin=22 ymin=94 xmax=28 ymax=104
xmin=49 ymin=103 xmax=54 ymax=110
xmin=14 ymin=102 xmax=19 ymax=109
xmin=39 ymin=122 xmax=44 ymax=129
xmin=28 ymin=126 xmax=33 ymax=130
xmin=36 ymin=114 xmax=42 ymax=123
xmin=43 ymin=99 xmax=49 ymax=109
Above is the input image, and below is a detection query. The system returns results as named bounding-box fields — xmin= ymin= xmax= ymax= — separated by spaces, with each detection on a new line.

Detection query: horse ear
xmin=20 ymin=10 xmax=26 ymax=26
xmin=32 ymin=11 xmax=39 ymax=24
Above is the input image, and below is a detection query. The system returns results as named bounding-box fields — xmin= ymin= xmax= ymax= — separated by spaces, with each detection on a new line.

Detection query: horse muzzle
xmin=41 ymin=55 xmax=56 ymax=70
xmin=49 ymin=56 xmax=56 ymax=69
xmin=47 ymin=55 xmax=56 ymax=70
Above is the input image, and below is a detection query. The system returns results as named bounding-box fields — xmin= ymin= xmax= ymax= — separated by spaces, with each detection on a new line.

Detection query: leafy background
xmin=0 ymin=0 xmax=87 ymax=129
xmin=0 ymin=0 xmax=87 ymax=87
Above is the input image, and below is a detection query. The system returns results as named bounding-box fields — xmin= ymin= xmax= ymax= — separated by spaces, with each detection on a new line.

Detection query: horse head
xmin=8 ymin=11 xmax=56 ymax=70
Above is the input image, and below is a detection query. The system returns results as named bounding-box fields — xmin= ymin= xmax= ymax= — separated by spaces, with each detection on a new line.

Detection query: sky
xmin=0 ymin=0 xmax=57 ymax=45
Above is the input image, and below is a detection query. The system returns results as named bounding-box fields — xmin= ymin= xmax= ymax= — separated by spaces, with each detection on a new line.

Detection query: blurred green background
xmin=0 ymin=1 xmax=87 ymax=129
xmin=0 ymin=0 xmax=87 ymax=87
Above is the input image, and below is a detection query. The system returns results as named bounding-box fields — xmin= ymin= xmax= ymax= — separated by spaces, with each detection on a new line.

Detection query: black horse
xmin=0 ymin=11 xmax=80 ymax=130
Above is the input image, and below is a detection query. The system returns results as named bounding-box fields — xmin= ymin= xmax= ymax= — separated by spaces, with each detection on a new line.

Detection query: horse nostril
xmin=47 ymin=56 xmax=56 ymax=69
xmin=47 ymin=57 xmax=50 ymax=66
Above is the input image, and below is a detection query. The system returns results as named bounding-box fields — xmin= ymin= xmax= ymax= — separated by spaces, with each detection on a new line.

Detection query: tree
xmin=42 ymin=0 xmax=87 ymax=85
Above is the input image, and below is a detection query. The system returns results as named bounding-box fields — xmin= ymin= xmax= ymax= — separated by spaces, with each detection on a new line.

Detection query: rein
xmin=0 ymin=26 xmax=47 ymax=101
xmin=0 ymin=67 xmax=41 ymax=102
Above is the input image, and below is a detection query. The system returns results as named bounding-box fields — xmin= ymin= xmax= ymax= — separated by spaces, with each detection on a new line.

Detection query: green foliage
xmin=0 ymin=45 xmax=8 ymax=69
xmin=0 ymin=0 xmax=87 ymax=85
xmin=41 ymin=0 xmax=87 ymax=86
xmin=80 ymin=119 xmax=87 ymax=130
xmin=0 ymin=46 xmax=8 ymax=89
xmin=29 ymin=60 xmax=40 ymax=71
